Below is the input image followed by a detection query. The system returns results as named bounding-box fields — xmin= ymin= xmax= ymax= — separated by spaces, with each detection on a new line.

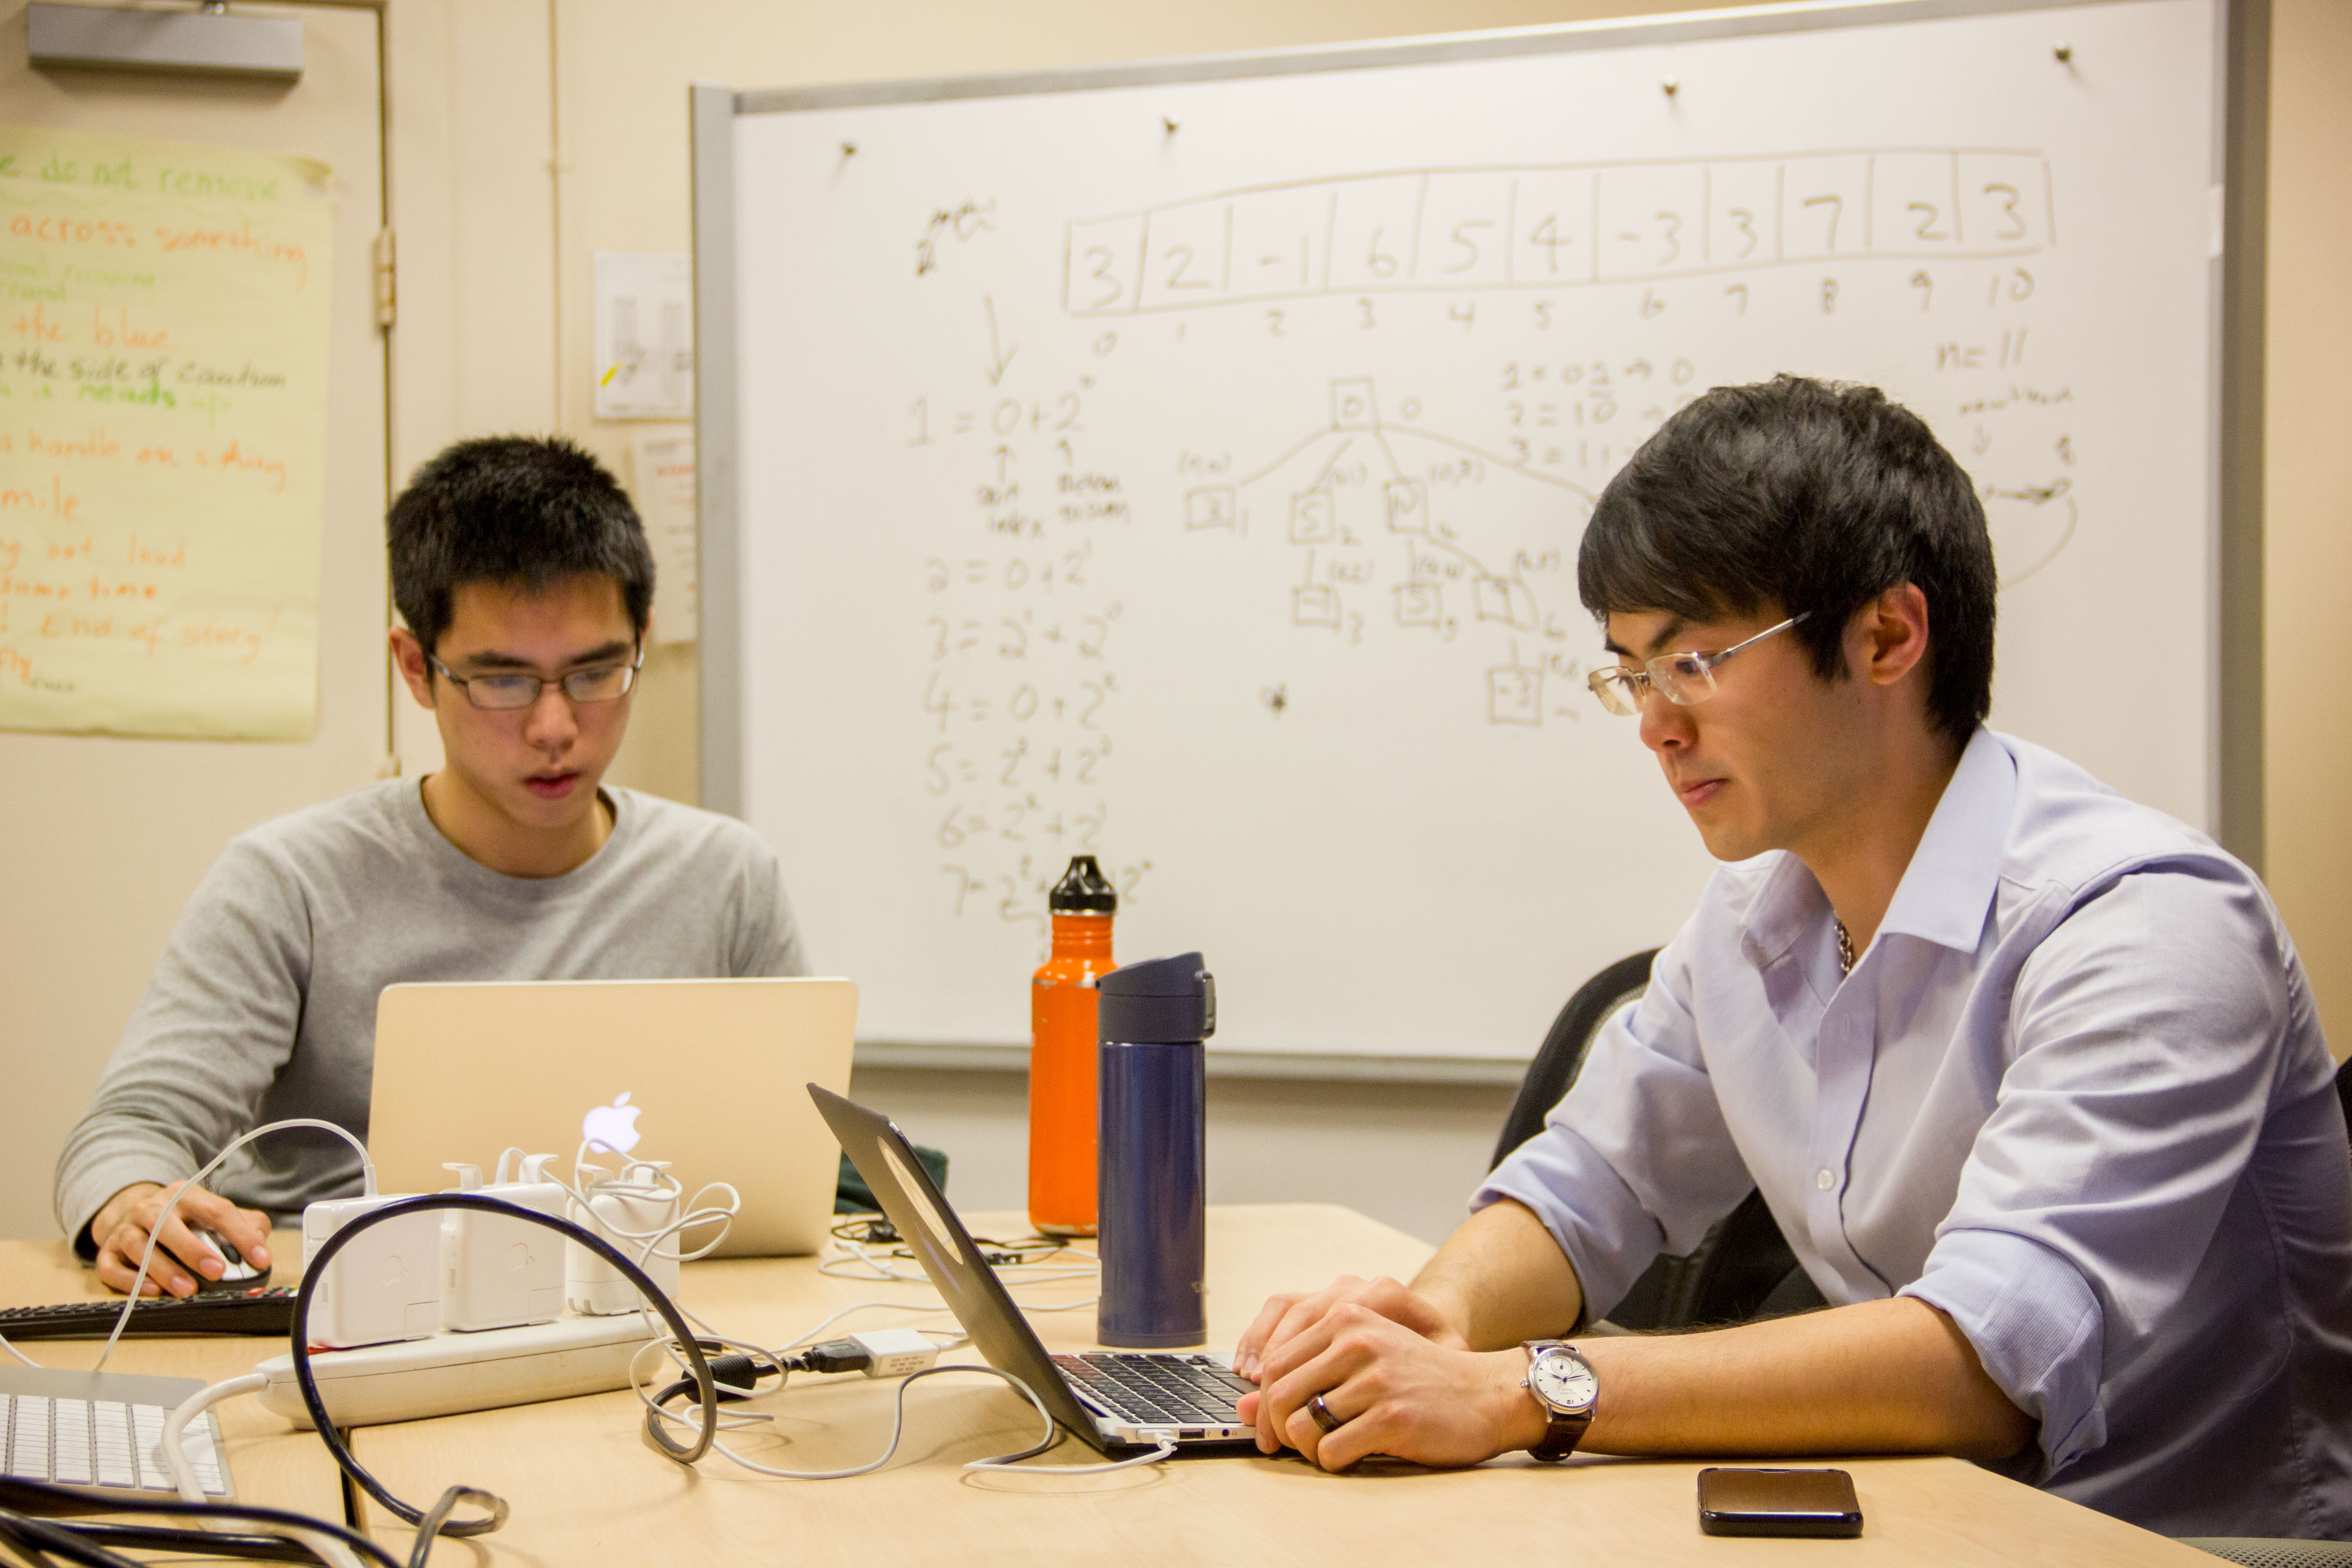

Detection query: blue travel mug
xmin=1095 ymin=952 xmax=1216 ymax=1348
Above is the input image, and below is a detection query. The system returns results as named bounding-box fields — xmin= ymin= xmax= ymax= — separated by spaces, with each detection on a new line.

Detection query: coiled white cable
xmin=93 ymin=1117 xmax=377 ymax=1372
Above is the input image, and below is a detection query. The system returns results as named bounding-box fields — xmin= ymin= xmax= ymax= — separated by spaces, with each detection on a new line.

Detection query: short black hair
xmin=387 ymin=435 xmax=653 ymax=655
xmin=1577 ymin=375 xmax=1995 ymax=742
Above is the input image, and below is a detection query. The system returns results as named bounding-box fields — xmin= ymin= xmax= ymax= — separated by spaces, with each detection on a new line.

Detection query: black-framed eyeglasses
xmin=427 ymin=647 xmax=644 ymax=711
xmin=1586 ymin=614 xmax=1808 ymax=716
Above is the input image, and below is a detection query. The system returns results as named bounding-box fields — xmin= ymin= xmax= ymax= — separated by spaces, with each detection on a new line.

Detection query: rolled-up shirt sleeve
xmin=1475 ymin=926 xmax=1760 ymax=1321
xmin=1901 ymin=866 xmax=2292 ymax=1480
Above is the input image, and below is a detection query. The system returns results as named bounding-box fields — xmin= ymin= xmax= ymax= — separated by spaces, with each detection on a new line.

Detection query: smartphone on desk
xmin=1696 ymin=1466 xmax=1863 ymax=1538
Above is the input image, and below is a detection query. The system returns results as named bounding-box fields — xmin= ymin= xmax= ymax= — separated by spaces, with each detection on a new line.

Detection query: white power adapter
xmin=565 ymin=1160 xmax=682 ymax=1316
xmin=847 ymin=1328 xmax=941 ymax=1378
xmin=301 ymin=1194 xmax=441 ymax=1349
xmin=441 ymin=1156 xmax=567 ymax=1333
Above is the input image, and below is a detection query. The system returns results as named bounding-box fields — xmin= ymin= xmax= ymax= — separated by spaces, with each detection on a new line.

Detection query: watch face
xmin=1532 ymin=1350 xmax=1597 ymax=1412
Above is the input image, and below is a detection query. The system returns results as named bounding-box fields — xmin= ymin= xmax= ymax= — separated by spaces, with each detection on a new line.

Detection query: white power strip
xmin=255 ymin=1314 xmax=660 ymax=1429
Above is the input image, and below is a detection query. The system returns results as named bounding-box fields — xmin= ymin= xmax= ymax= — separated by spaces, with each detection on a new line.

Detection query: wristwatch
xmin=1520 ymin=1340 xmax=1599 ymax=1461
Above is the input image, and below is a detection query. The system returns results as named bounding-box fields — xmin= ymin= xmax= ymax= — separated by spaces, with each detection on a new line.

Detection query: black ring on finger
xmin=1307 ymin=1394 xmax=1346 ymax=1436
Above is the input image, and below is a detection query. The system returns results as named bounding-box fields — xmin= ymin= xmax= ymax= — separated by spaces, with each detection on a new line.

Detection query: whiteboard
xmin=698 ymin=0 xmax=2240 ymax=1067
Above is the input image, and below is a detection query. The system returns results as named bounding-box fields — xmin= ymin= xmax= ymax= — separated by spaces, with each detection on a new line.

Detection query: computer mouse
xmin=188 ymin=1227 xmax=272 ymax=1293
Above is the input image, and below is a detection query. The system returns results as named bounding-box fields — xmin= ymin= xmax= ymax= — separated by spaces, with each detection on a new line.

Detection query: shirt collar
xmin=1739 ymin=726 xmax=2014 ymax=965
xmin=1876 ymin=726 xmax=2014 ymax=952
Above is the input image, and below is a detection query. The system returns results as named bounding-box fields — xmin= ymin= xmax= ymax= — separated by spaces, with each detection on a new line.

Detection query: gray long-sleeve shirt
xmin=55 ymin=779 xmax=808 ymax=1251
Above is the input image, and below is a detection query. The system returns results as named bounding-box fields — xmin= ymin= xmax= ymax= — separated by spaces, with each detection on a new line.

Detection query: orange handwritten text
xmin=148 ymin=220 xmax=306 ymax=289
xmin=90 ymin=308 xmax=171 ymax=350
xmin=26 ymin=427 xmax=119 ymax=462
xmin=38 ymin=609 xmax=111 ymax=640
xmin=85 ymin=575 xmax=157 ymax=602
xmin=176 ymin=617 xmax=267 ymax=663
xmin=0 ymin=475 xmax=79 ymax=520
xmin=10 ymin=214 xmax=135 ymax=249
xmin=203 ymin=441 xmax=286 ymax=494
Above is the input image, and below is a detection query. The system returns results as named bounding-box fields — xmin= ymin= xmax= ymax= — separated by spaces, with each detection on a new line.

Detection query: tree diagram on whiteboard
xmin=907 ymin=146 xmax=2082 ymax=941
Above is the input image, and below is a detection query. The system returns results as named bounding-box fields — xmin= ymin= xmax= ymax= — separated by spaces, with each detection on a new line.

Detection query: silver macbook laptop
xmin=371 ymin=979 xmax=857 ymax=1257
xmin=810 ymin=1083 xmax=1255 ymax=1452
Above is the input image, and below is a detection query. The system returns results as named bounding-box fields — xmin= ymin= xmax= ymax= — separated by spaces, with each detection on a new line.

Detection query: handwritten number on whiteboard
xmin=909 ymin=397 xmax=933 ymax=446
xmin=1725 ymin=284 xmax=1748 ymax=314
xmin=1082 ymin=246 xmax=1124 ymax=311
xmin=1984 ymin=183 xmax=2027 ymax=240
xmin=1164 ymin=244 xmax=1207 ymax=290
xmin=1802 ymin=193 xmax=1842 ymax=250
xmin=1267 ymin=309 xmax=1286 ymax=336
xmin=1654 ymin=212 xmax=1682 ymax=266
xmin=1446 ymin=220 xmax=1492 ymax=274
xmin=1728 ymin=208 xmax=1758 ymax=260
xmin=1911 ymin=271 xmax=1933 ymax=310
xmin=1367 ymin=228 xmax=1399 ymax=279
xmin=1908 ymin=202 xmax=1947 ymax=241
xmin=1528 ymin=214 xmax=1570 ymax=274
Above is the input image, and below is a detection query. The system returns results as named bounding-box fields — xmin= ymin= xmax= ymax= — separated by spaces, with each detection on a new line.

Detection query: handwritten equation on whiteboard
xmin=1064 ymin=151 xmax=2051 ymax=315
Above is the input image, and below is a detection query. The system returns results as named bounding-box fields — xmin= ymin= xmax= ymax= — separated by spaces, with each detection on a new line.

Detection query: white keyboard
xmin=0 ymin=1366 xmax=233 ymax=1501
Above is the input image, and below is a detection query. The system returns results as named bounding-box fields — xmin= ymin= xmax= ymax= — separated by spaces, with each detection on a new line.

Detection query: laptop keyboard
xmin=1053 ymin=1352 xmax=1251 ymax=1426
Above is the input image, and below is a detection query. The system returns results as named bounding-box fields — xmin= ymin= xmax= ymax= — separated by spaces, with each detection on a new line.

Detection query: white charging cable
xmin=632 ymin=1356 xmax=1175 ymax=1480
xmin=158 ymin=1371 xmax=369 ymax=1568
xmin=83 ymin=1117 xmax=377 ymax=1372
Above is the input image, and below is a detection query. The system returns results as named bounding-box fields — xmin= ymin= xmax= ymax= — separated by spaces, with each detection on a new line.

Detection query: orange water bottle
xmin=1030 ymin=855 xmax=1117 ymax=1236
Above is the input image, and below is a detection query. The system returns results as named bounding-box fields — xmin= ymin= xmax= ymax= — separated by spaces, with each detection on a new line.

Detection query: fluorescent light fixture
xmin=27 ymin=4 xmax=303 ymax=83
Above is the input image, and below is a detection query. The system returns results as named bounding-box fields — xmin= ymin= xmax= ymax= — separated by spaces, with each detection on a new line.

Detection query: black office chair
xmin=1493 ymin=949 xmax=1823 ymax=1330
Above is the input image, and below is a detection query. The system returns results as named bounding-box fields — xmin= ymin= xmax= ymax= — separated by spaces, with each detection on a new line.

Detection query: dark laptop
xmin=808 ymin=1083 xmax=1254 ymax=1451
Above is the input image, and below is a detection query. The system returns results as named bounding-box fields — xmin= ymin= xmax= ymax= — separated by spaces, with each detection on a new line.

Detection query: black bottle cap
xmin=1049 ymin=855 xmax=1117 ymax=915
xmin=1097 ymin=952 xmax=1216 ymax=1045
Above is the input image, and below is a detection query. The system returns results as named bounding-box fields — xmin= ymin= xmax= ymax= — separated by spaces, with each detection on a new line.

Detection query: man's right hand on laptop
xmin=88 ymin=1182 xmax=272 ymax=1298
xmin=1230 ymin=1274 xmax=1466 ymax=1382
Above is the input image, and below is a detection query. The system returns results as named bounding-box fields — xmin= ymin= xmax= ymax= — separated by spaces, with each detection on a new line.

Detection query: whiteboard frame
xmin=691 ymin=0 xmax=2266 ymax=1081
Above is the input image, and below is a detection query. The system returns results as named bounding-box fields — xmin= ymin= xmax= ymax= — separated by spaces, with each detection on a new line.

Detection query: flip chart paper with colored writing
xmin=0 ymin=126 xmax=333 ymax=740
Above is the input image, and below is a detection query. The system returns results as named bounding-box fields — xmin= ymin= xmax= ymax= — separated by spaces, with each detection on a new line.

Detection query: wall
xmin=0 ymin=0 xmax=391 ymax=1245
xmin=540 ymin=0 xmax=2352 ymax=1239
xmin=10 ymin=0 xmax=2343 ymax=1247
xmin=2263 ymin=0 xmax=2352 ymax=1065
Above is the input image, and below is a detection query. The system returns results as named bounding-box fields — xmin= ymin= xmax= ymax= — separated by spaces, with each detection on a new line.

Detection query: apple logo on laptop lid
xmin=583 ymin=1092 xmax=643 ymax=1155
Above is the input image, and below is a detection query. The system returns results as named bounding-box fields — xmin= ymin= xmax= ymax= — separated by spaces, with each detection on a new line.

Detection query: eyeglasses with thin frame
xmin=1586 ymin=614 xmax=1809 ymax=716
xmin=427 ymin=647 xmax=645 ymax=711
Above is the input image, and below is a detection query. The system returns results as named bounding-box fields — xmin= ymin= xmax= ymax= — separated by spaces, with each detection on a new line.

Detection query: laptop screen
xmin=807 ymin=1084 xmax=1116 ymax=1452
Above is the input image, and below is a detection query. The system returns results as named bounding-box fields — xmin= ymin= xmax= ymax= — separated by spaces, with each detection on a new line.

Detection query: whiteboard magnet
xmin=1163 ymin=116 xmax=1179 ymax=134
xmin=2054 ymin=42 xmax=2073 ymax=63
xmin=1661 ymin=77 xmax=1679 ymax=96
xmin=840 ymin=140 xmax=858 ymax=157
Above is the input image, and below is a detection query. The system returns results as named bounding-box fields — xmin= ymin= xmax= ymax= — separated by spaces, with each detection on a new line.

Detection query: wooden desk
xmin=3 ymin=1207 xmax=2214 ymax=1567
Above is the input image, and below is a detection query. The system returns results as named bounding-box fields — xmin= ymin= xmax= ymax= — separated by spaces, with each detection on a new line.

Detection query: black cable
xmin=33 ymin=1521 xmax=319 ymax=1563
xmin=406 ymin=1486 xmax=502 ymax=1568
xmin=0 ymin=1511 xmax=138 ymax=1568
xmin=289 ymin=1194 xmax=716 ymax=1544
xmin=0 ymin=1477 xmax=402 ymax=1568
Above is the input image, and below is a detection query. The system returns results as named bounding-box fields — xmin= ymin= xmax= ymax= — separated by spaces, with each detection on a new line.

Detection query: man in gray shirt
xmin=56 ymin=436 xmax=806 ymax=1296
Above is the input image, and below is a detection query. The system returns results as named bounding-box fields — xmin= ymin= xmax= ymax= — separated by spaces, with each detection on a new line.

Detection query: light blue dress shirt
xmin=1479 ymin=729 xmax=2352 ymax=1538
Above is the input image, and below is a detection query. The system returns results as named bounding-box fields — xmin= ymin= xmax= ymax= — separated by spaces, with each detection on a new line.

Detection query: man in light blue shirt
xmin=1231 ymin=376 xmax=2352 ymax=1539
